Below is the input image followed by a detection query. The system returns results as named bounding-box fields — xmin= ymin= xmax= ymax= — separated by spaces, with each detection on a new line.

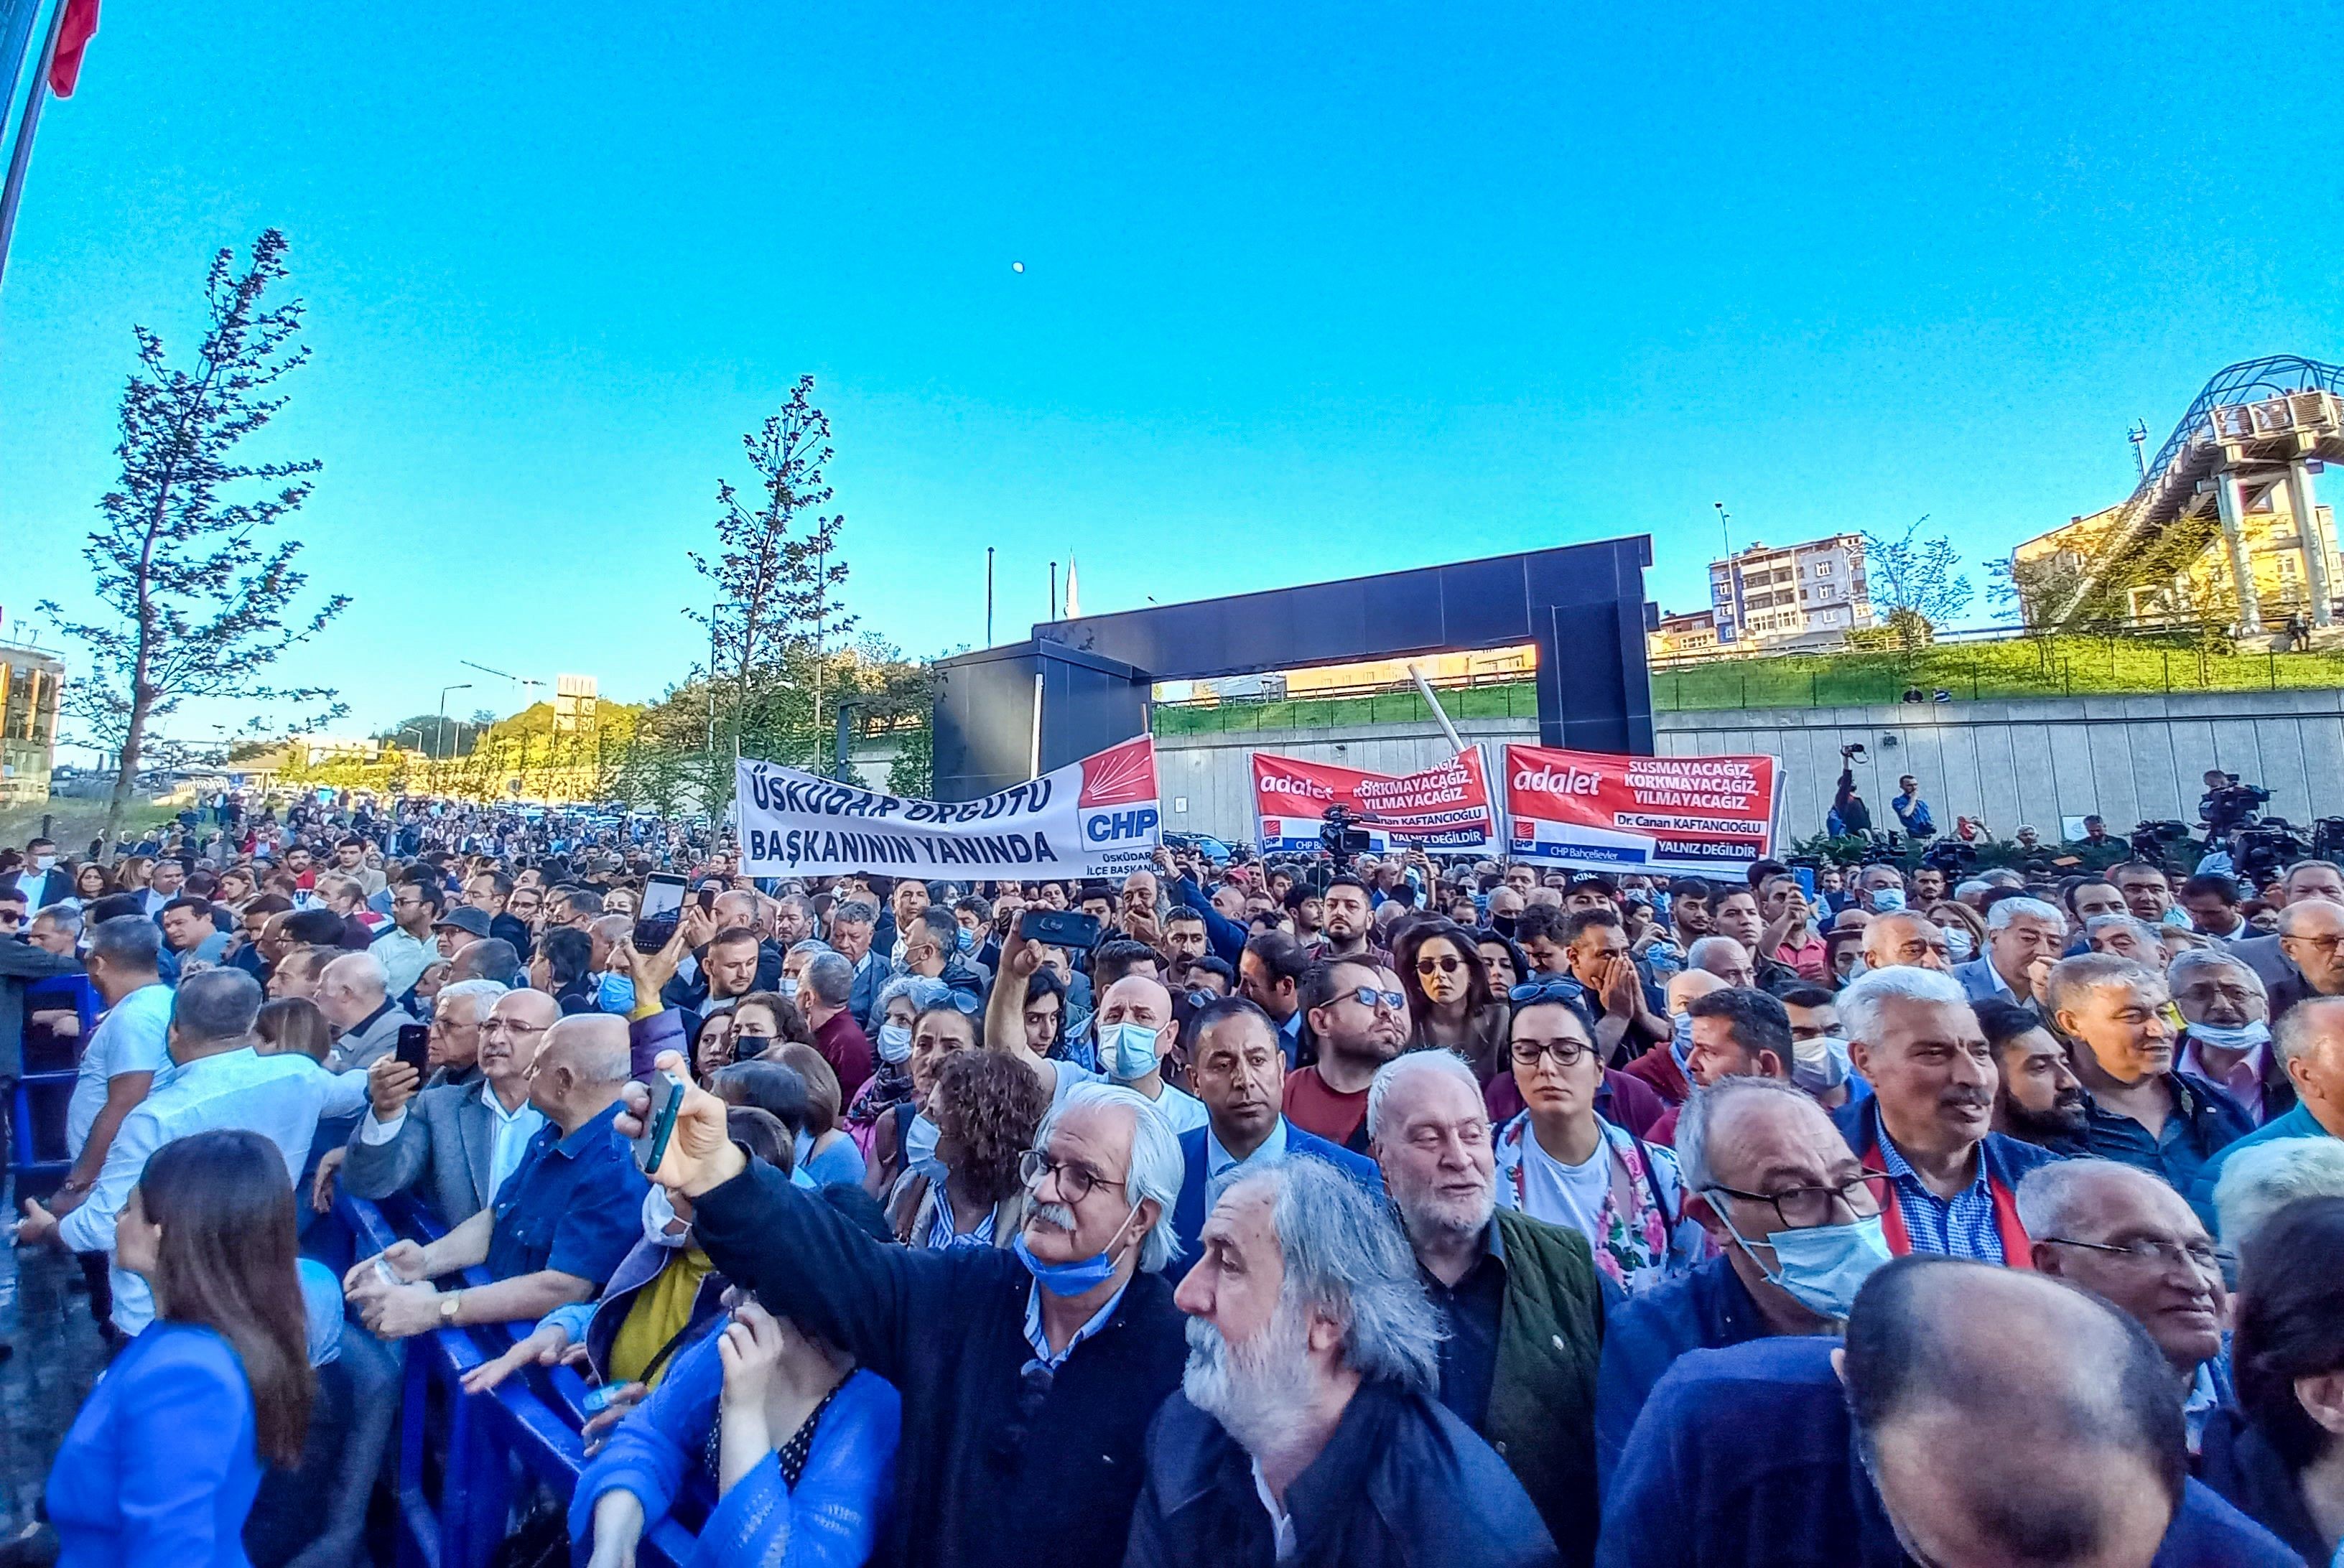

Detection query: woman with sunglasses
xmin=1395 ymin=918 xmax=1511 ymax=1082
xmin=1494 ymin=981 xmax=1706 ymax=1294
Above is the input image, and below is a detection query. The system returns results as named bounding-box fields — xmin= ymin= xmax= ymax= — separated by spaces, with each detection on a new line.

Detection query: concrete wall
xmin=1150 ymin=687 xmax=2344 ymax=844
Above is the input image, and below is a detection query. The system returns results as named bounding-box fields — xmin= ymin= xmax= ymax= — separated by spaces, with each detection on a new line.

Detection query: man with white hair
xmin=315 ymin=951 xmax=419 ymax=1073
xmin=1950 ymin=895 xmax=2065 ymax=1005
xmin=339 ymin=986 xmax=550 ymax=1224
xmin=618 ymin=1068 xmax=1191 ymax=1568
xmin=1683 ymin=934 xmax=1754 ymax=991
xmin=796 ymin=946 xmax=875 ymax=1098
xmin=1835 ymin=965 xmax=2061 ymax=1265
xmin=2087 ymin=913 xmax=2170 ymax=970
xmin=1366 ymin=1048 xmax=1609 ymax=1565
xmin=2209 ymin=1134 xmax=2344 ymax=1250
xmin=1138 ymin=1155 xmax=1556 ymax=1568
xmin=2040 ymin=953 xmax=2251 ymax=1196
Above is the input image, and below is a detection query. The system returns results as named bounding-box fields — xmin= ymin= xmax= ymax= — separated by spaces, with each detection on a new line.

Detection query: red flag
xmin=47 ymin=0 xmax=99 ymax=97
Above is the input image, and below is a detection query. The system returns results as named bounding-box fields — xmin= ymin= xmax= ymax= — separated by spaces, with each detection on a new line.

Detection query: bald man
xmin=2269 ymin=897 xmax=2344 ymax=1022
xmin=1860 ymin=912 xmax=1951 ymax=974
xmin=316 ymin=951 xmax=419 ymax=1073
xmin=1600 ymin=1256 xmax=2297 ymax=1565
xmin=1092 ymin=971 xmax=1209 ymax=1132
xmin=344 ymin=1011 xmax=648 ymax=1338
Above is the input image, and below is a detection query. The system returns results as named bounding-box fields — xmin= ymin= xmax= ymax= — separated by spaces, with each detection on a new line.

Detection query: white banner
xmin=735 ymin=736 xmax=1162 ymax=879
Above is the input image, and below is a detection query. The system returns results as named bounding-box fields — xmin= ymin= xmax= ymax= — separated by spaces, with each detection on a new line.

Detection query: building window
xmin=1814 ymin=560 xmax=1832 ymax=577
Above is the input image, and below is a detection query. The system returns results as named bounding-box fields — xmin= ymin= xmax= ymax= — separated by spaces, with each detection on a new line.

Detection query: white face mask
xmin=877 ymin=1022 xmax=913 ymax=1063
xmin=641 ymin=1185 xmax=689 ymax=1249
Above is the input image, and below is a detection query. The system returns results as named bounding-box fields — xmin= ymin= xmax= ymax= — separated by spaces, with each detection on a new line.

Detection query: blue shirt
xmin=2077 ymin=1073 xmax=2251 ymax=1200
xmin=1594 ymin=1253 xmax=1770 ymax=1498
xmin=485 ymin=1101 xmax=651 ymax=1294
xmin=1876 ymin=1127 xmax=2003 ymax=1261
xmin=2188 ymin=1101 xmax=2338 ymax=1233
xmin=1596 ymin=1337 xmax=2302 ymax=1568
xmin=47 ymin=1322 xmax=264 ymax=1568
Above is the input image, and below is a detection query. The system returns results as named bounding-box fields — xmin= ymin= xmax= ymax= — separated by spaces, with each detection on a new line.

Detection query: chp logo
xmin=1079 ymin=736 xmax=1161 ymax=844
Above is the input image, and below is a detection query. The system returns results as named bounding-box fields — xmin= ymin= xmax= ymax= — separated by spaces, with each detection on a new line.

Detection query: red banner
xmin=1251 ymin=748 xmax=1496 ymax=853
xmin=1502 ymin=744 xmax=1779 ymax=874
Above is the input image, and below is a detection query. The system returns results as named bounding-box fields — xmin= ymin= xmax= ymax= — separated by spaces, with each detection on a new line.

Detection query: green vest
xmin=1487 ymin=1208 xmax=1606 ymax=1568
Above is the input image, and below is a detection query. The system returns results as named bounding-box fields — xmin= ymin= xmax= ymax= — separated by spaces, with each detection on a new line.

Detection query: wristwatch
xmin=440 ymin=1290 xmax=462 ymax=1325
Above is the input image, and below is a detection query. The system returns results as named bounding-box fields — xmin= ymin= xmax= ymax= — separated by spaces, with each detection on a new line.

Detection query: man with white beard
xmin=1127 ymin=1156 xmax=1558 ymax=1568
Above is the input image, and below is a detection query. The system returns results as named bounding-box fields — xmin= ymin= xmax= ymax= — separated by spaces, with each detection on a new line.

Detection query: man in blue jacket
xmin=1166 ymin=997 xmax=1380 ymax=1284
xmin=1597 ymin=1256 xmax=2299 ymax=1567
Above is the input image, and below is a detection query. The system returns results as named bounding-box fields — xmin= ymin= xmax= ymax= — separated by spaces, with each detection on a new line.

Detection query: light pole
xmin=1714 ymin=502 xmax=1743 ymax=643
xmin=437 ymin=684 xmax=473 ymax=763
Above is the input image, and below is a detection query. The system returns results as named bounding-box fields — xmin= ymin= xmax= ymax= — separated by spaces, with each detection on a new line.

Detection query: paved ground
xmin=0 ymin=1233 xmax=112 ymax=1534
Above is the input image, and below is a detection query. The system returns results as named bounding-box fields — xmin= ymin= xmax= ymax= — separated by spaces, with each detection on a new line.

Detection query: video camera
xmin=2231 ymin=818 xmax=2308 ymax=882
xmin=2128 ymin=820 xmax=2194 ymax=868
xmin=1920 ymin=839 xmax=1978 ymax=875
xmin=2203 ymin=775 xmax=2272 ymax=839
xmin=1318 ymin=803 xmax=1372 ymax=860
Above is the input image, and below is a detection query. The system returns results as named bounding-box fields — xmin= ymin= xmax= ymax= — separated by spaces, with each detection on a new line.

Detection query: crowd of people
xmin=1 ymin=786 xmax=2343 ymax=1567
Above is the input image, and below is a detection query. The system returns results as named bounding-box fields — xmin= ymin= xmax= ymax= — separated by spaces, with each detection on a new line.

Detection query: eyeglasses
xmin=1704 ymin=1172 xmax=1891 ymax=1231
xmin=1509 ymin=978 xmax=1588 ymax=1006
xmin=2285 ymin=934 xmax=2344 ymax=954
xmin=1415 ymin=955 xmax=1466 ymax=976
xmin=1019 ymin=1148 xmax=1126 ymax=1203
xmin=2039 ymin=1235 xmax=2231 ymax=1276
xmin=1510 ymin=1037 xmax=1594 ymax=1069
xmin=480 ymin=1019 xmax=552 ymax=1038
xmin=1341 ymin=986 xmax=1407 ymax=1012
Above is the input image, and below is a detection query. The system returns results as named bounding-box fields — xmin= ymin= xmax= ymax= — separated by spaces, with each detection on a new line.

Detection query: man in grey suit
xmin=1951 ymin=896 xmax=2065 ymax=1009
xmin=2227 ymin=858 xmax=2344 ymax=996
xmin=341 ymin=987 xmax=556 ymax=1224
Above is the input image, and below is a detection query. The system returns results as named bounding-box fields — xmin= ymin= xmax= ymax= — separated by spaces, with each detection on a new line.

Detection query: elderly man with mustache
xmin=1832 ymin=966 xmax=2062 ymax=1266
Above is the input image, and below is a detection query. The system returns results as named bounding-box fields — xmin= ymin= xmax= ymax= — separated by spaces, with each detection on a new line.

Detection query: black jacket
xmin=692 ymin=1156 xmax=1189 ymax=1568
xmin=2196 ymin=1406 xmax=2327 ymax=1566
xmin=1124 ymin=1380 xmax=1558 ymax=1568
xmin=0 ymin=937 xmax=83 ymax=1081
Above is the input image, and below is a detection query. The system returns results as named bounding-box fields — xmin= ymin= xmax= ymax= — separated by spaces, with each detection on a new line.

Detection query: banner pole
xmin=1409 ymin=663 xmax=1467 ymax=755
xmin=1027 ymin=671 xmax=1044 ymax=781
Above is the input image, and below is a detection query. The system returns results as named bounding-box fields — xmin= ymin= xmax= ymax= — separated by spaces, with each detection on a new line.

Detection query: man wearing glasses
xmin=2269 ymin=895 xmax=2344 ymax=1022
xmin=618 ymin=1065 xmax=1190 ymax=1568
xmin=340 ymin=987 xmax=554 ymax=1225
xmin=1594 ymin=1075 xmax=1890 ymax=1495
xmin=1280 ymin=958 xmax=1408 ymax=1151
xmin=2018 ymin=1158 xmax=2233 ymax=1456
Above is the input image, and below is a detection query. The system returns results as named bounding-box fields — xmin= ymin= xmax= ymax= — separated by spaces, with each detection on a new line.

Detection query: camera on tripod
xmin=1920 ymin=839 xmax=1977 ymax=874
xmin=2203 ymin=775 xmax=2272 ymax=839
xmin=2129 ymin=820 xmax=2194 ymax=867
xmin=2231 ymin=819 xmax=2307 ymax=882
xmin=1318 ymin=803 xmax=1372 ymax=860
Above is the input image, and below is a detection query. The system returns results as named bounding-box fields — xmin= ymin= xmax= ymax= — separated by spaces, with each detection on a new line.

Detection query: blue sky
xmin=5 ymin=0 xmax=2338 ymax=757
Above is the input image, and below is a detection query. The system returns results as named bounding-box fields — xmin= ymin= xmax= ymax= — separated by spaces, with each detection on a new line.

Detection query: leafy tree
xmin=1863 ymin=517 xmax=1973 ymax=654
xmin=40 ymin=230 xmax=348 ymax=849
xmin=688 ymin=375 xmax=857 ymax=762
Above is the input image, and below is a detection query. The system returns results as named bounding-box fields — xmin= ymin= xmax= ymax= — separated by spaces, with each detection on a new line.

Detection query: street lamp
xmin=437 ymin=684 xmax=473 ymax=761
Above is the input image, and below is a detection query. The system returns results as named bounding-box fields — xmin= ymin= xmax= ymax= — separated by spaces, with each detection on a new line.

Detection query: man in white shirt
xmin=369 ymin=879 xmax=442 ymax=999
xmin=22 ymin=969 xmax=368 ymax=1335
xmin=55 ymin=917 xmax=175 ymax=1206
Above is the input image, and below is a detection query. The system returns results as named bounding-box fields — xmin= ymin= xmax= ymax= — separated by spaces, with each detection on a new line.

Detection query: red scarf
xmin=1859 ymin=1119 xmax=2034 ymax=1269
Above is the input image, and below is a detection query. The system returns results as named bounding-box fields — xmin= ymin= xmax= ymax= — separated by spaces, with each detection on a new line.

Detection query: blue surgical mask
xmin=778 ymin=976 xmax=799 ymax=1000
xmin=1012 ymin=1204 xmax=1141 ymax=1297
xmin=1937 ymin=923 xmax=1973 ymax=962
xmin=1103 ymin=1021 xmax=1163 ymax=1082
xmin=877 ymin=1022 xmax=913 ymax=1063
xmin=957 ymin=925 xmax=975 ymax=953
xmin=595 ymin=972 xmax=636 ymax=1014
xmin=1669 ymin=1011 xmax=1697 ymax=1071
xmin=1725 ymin=1212 xmax=1894 ymax=1320
xmin=1791 ymin=1035 xmax=1853 ymax=1096
xmin=903 ymin=1113 xmax=947 ymax=1183
xmin=1867 ymin=887 xmax=1907 ymax=914
xmin=2187 ymin=1019 xmax=2271 ymax=1052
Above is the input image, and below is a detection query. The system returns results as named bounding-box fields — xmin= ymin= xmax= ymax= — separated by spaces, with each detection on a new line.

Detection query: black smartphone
xmin=697 ymin=885 xmax=718 ymax=913
xmin=1023 ymin=909 xmax=1102 ymax=951
xmin=394 ymin=1024 xmax=432 ymax=1077
xmin=633 ymin=872 xmax=689 ymax=954
xmin=633 ymin=1070 xmax=687 ymax=1174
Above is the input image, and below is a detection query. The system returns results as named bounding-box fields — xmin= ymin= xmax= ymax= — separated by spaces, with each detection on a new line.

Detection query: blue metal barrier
xmin=329 ymin=1193 xmax=699 ymax=1568
xmin=12 ymin=975 xmax=101 ymax=1192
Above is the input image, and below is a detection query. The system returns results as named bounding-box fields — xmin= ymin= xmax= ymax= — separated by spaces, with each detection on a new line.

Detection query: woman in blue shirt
xmin=570 ymin=1289 xmax=901 ymax=1568
xmin=47 ymin=1129 xmax=315 ymax=1567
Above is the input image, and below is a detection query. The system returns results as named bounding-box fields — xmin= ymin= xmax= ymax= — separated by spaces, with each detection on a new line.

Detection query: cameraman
xmin=1829 ymin=745 xmax=1871 ymax=836
xmin=2198 ymin=767 xmax=2270 ymax=844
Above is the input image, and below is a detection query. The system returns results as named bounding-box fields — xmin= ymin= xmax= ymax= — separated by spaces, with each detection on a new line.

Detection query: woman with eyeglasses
xmin=1395 ymin=918 xmax=1511 ymax=1081
xmin=861 ymin=998 xmax=981 ymax=1201
xmin=1494 ymin=984 xmax=1706 ymax=1293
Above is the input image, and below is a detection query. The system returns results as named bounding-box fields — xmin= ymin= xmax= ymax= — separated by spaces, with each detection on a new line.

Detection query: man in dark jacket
xmin=1366 ymin=1048 xmax=1609 ymax=1567
xmin=1597 ymin=1258 xmax=2299 ymax=1567
xmin=1135 ymin=1154 xmax=1555 ymax=1568
xmin=623 ymin=1040 xmax=1189 ymax=1568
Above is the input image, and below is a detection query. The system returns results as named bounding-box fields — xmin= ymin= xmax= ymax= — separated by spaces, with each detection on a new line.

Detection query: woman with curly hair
xmin=730 ymin=990 xmax=818 ymax=1060
xmin=1395 ymin=918 xmax=1511 ymax=1081
xmin=888 ymin=1050 xmax=1048 ymax=1250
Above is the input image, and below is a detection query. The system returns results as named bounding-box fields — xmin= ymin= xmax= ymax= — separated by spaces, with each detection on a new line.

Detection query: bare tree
xmin=40 ymin=230 xmax=348 ymax=850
